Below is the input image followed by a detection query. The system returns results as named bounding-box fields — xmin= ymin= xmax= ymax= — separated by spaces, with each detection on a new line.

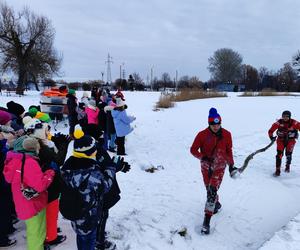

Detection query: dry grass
xmin=170 ymin=89 xmax=227 ymax=102
xmin=155 ymin=89 xmax=227 ymax=109
xmin=155 ymin=94 xmax=175 ymax=109
xmin=239 ymin=88 xmax=300 ymax=97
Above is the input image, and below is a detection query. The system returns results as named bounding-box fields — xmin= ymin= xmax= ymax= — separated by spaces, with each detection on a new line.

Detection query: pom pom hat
xmin=73 ymin=128 xmax=97 ymax=156
xmin=208 ymin=108 xmax=222 ymax=125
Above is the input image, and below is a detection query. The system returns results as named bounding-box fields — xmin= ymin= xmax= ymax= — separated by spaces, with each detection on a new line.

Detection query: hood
xmin=3 ymin=151 xmax=24 ymax=183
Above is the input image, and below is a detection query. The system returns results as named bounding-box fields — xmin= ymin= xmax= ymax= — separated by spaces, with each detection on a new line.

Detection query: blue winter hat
xmin=208 ymin=108 xmax=221 ymax=125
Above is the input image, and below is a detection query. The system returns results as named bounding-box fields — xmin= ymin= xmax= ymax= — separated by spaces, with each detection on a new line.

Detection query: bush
xmin=155 ymin=94 xmax=175 ymax=109
xmin=239 ymin=88 xmax=300 ymax=97
xmin=155 ymin=89 xmax=226 ymax=109
xmin=170 ymin=89 xmax=227 ymax=102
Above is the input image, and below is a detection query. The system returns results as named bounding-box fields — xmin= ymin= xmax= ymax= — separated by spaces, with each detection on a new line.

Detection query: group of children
xmin=67 ymin=88 xmax=136 ymax=156
xmin=0 ymin=87 xmax=135 ymax=250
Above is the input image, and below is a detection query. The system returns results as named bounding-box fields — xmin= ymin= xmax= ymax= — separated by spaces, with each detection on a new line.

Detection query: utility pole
xmin=150 ymin=66 xmax=154 ymax=90
xmin=175 ymin=70 xmax=178 ymax=90
xmin=101 ymin=72 xmax=104 ymax=82
xmin=105 ymin=53 xmax=113 ymax=84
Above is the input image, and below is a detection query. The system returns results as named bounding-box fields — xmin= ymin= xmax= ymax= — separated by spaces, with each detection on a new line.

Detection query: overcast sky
xmin=6 ymin=0 xmax=300 ymax=82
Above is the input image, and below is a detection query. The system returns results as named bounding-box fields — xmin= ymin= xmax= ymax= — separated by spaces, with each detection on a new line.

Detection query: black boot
xmin=45 ymin=235 xmax=67 ymax=246
xmin=213 ymin=201 xmax=222 ymax=214
xmin=285 ymin=164 xmax=290 ymax=173
xmin=201 ymin=214 xmax=211 ymax=235
xmin=0 ymin=238 xmax=17 ymax=248
xmin=273 ymin=168 xmax=280 ymax=177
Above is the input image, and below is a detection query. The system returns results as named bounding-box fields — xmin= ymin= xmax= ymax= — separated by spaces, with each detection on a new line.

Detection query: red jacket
xmin=190 ymin=127 xmax=234 ymax=166
xmin=268 ymin=118 xmax=300 ymax=140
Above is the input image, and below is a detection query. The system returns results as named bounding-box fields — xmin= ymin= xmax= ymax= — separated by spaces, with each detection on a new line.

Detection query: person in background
xmin=190 ymin=107 xmax=236 ymax=235
xmin=0 ymin=111 xmax=16 ymax=248
xmin=268 ymin=110 xmax=300 ymax=176
xmin=66 ymin=89 xmax=78 ymax=138
xmin=111 ymin=98 xmax=136 ymax=156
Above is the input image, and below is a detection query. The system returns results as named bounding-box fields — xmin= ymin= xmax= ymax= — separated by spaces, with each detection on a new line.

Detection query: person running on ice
xmin=268 ymin=110 xmax=300 ymax=176
xmin=190 ymin=107 xmax=236 ymax=235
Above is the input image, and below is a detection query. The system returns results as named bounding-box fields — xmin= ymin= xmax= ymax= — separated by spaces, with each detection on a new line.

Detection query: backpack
xmin=59 ymin=174 xmax=92 ymax=221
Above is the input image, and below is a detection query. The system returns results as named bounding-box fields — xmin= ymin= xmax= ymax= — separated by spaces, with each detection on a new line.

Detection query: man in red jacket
xmin=190 ymin=107 xmax=236 ymax=235
xmin=268 ymin=110 xmax=300 ymax=176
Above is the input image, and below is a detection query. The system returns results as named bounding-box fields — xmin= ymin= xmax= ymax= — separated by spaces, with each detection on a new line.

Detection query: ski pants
xmin=25 ymin=208 xmax=46 ymax=250
xmin=0 ymin=177 xmax=14 ymax=243
xmin=96 ymin=209 xmax=109 ymax=245
xmin=201 ymin=162 xmax=225 ymax=216
xmin=276 ymin=139 xmax=296 ymax=167
xmin=116 ymin=136 xmax=125 ymax=155
xmin=45 ymin=199 xmax=59 ymax=242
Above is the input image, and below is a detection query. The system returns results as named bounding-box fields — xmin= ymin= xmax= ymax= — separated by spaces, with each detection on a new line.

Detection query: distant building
xmin=215 ymin=83 xmax=245 ymax=92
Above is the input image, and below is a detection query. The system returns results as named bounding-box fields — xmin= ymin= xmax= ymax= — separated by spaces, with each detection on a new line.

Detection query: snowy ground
xmin=1 ymin=91 xmax=300 ymax=250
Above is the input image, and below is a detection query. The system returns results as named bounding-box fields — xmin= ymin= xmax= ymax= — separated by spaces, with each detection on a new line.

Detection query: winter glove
xmin=112 ymin=156 xmax=131 ymax=173
xmin=201 ymin=156 xmax=213 ymax=163
xmin=229 ymin=164 xmax=238 ymax=178
xmin=48 ymin=161 xmax=60 ymax=173
xmin=269 ymin=135 xmax=276 ymax=142
xmin=51 ymin=133 xmax=71 ymax=146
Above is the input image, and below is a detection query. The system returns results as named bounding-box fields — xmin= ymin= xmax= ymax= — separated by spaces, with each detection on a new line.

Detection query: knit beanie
xmin=68 ymin=89 xmax=76 ymax=95
xmin=208 ymin=108 xmax=222 ymax=125
xmin=88 ymin=99 xmax=96 ymax=107
xmin=28 ymin=107 xmax=38 ymax=117
xmin=0 ymin=110 xmax=12 ymax=125
xmin=23 ymin=117 xmax=48 ymax=140
xmin=6 ymin=101 xmax=25 ymax=116
xmin=73 ymin=128 xmax=97 ymax=156
xmin=22 ymin=137 xmax=40 ymax=155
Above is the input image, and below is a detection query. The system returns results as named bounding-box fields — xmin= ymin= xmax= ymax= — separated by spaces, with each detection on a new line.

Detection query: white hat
xmin=116 ymin=97 xmax=126 ymax=107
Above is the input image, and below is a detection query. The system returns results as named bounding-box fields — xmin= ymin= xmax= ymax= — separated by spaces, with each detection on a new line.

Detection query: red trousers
xmin=45 ymin=199 xmax=59 ymax=242
xmin=276 ymin=139 xmax=295 ymax=154
xmin=276 ymin=139 xmax=296 ymax=167
xmin=201 ymin=161 xmax=225 ymax=216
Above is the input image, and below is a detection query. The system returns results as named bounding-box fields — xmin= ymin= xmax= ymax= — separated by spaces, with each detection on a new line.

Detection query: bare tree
xmin=277 ymin=63 xmax=297 ymax=91
xmin=0 ymin=2 xmax=62 ymax=94
xmin=292 ymin=50 xmax=300 ymax=75
xmin=208 ymin=48 xmax=243 ymax=83
xmin=240 ymin=64 xmax=259 ymax=91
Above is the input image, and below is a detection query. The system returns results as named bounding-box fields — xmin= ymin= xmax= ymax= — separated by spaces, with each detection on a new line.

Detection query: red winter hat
xmin=0 ymin=110 xmax=12 ymax=125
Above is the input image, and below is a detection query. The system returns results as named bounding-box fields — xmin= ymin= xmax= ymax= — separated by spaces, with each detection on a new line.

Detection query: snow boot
xmin=201 ymin=214 xmax=211 ymax=235
xmin=273 ymin=168 xmax=280 ymax=177
xmin=213 ymin=201 xmax=222 ymax=214
xmin=0 ymin=238 xmax=17 ymax=249
xmin=45 ymin=235 xmax=66 ymax=247
xmin=95 ymin=239 xmax=116 ymax=250
xmin=285 ymin=164 xmax=290 ymax=173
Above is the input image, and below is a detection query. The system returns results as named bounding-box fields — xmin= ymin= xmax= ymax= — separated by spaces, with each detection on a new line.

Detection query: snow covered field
xmin=1 ymin=91 xmax=300 ymax=250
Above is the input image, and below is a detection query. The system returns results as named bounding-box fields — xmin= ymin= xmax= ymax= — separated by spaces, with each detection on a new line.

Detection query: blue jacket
xmin=111 ymin=110 xmax=135 ymax=137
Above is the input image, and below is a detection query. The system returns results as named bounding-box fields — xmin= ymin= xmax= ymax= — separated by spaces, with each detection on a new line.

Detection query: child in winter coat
xmin=82 ymin=124 xmax=131 ymax=250
xmin=111 ymin=98 xmax=136 ymax=155
xmin=23 ymin=116 xmax=69 ymax=247
xmin=85 ymin=99 xmax=100 ymax=125
xmin=61 ymin=128 xmax=117 ymax=250
xmin=3 ymin=136 xmax=57 ymax=250
xmin=66 ymin=89 xmax=78 ymax=137
xmin=104 ymin=99 xmax=117 ymax=152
